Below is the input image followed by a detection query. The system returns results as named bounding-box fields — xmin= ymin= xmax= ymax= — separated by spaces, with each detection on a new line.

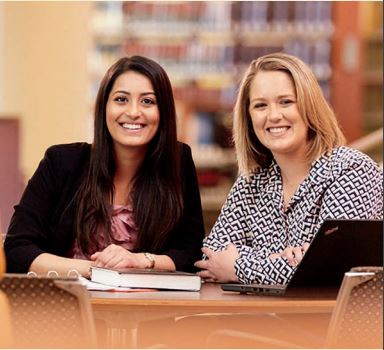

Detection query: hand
xmin=194 ymin=243 xmax=239 ymax=283
xmin=269 ymin=243 xmax=310 ymax=267
xmin=91 ymin=244 xmax=143 ymax=269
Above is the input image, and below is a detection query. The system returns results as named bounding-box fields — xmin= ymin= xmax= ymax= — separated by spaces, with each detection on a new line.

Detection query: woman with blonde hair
xmin=195 ymin=52 xmax=382 ymax=284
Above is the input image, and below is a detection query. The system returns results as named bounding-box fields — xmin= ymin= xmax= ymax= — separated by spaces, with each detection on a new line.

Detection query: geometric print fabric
xmin=203 ymin=147 xmax=383 ymax=284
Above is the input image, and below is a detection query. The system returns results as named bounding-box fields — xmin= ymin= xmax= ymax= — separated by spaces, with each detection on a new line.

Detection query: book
xmin=78 ymin=276 xmax=156 ymax=292
xmin=90 ymin=267 xmax=202 ymax=291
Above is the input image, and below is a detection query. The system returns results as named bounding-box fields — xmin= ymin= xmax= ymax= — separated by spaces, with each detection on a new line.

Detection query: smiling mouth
xmin=267 ymin=126 xmax=290 ymax=134
xmin=121 ymin=123 xmax=144 ymax=130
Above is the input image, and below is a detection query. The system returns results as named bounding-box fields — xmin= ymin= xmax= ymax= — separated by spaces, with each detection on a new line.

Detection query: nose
xmin=267 ymin=104 xmax=283 ymax=122
xmin=125 ymin=101 xmax=141 ymax=119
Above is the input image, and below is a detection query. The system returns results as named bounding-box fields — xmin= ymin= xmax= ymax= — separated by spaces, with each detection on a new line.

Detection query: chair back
xmin=0 ymin=242 xmax=14 ymax=347
xmin=326 ymin=266 xmax=383 ymax=349
xmin=0 ymin=274 xmax=97 ymax=348
xmin=0 ymin=239 xmax=5 ymax=278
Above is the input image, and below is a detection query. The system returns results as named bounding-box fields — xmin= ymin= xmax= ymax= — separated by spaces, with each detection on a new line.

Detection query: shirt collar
xmin=256 ymin=150 xmax=335 ymax=192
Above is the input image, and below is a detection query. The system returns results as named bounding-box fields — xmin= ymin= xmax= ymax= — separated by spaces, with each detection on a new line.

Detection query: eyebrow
xmin=111 ymin=90 xmax=156 ymax=96
xmin=250 ymin=94 xmax=295 ymax=102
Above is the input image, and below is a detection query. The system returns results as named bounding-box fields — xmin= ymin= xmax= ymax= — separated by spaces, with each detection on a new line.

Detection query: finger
xmin=104 ymin=255 xmax=125 ymax=268
xmin=227 ymin=243 xmax=239 ymax=251
xmin=269 ymin=253 xmax=280 ymax=261
xmin=201 ymin=247 xmax=214 ymax=259
xmin=283 ymin=247 xmax=294 ymax=261
xmin=196 ymin=269 xmax=216 ymax=280
xmin=108 ymin=257 xmax=129 ymax=269
xmin=90 ymin=252 xmax=100 ymax=261
xmin=302 ymin=242 xmax=310 ymax=252
xmin=95 ymin=251 xmax=115 ymax=266
xmin=194 ymin=260 xmax=208 ymax=270
xmin=205 ymin=278 xmax=218 ymax=283
xmin=283 ymin=248 xmax=297 ymax=266
xmin=293 ymin=247 xmax=304 ymax=263
xmin=104 ymin=248 xmax=133 ymax=268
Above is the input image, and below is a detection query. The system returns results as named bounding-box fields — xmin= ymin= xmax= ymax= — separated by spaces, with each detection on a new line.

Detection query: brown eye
xmin=254 ymin=103 xmax=267 ymax=109
xmin=280 ymin=99 xmax=294 ymax=106
xmin=115 ymin=96 xmax=128 ymax=103
xmin=142 ymin=98 xmax=156 ymax=105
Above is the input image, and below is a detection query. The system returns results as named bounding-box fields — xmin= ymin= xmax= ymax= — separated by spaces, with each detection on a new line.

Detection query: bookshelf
xmin=360 ymin=2 xmax=383 ymax=163
xmin=89 ymin=1 xmax=342 ymax=232
xmin=90 ymin=2 xmax=333 ymax=102
xmin=361 ymin=2 xmax=382 ymax=132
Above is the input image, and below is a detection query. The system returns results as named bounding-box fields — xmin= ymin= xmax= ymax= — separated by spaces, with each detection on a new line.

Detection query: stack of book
xmin=90 ymin=267 xmax=202 ymax=292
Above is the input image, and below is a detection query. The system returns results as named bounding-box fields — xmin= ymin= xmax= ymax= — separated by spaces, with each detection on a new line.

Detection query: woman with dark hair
xmin=5 ymin=56 xmax=205 ymax=276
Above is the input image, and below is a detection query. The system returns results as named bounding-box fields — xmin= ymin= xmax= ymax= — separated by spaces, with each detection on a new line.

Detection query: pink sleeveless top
xmin=72 ymin=204 xmax=138 ymax=259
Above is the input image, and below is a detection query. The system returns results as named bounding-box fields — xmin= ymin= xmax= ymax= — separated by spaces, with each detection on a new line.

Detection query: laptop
xmin=221 ymin=219 xmax=383 ymax=296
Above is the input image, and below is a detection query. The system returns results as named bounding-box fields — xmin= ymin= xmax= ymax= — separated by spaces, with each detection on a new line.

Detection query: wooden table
xmin=91 ymin=283 xmax=337 ymax=348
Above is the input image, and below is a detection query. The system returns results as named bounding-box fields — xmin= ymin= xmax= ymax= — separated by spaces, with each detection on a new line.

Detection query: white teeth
xmin=122 ymin=123 xmax=143 ymax=130
xmin=268 ymin=127 xmax=289 ymax=134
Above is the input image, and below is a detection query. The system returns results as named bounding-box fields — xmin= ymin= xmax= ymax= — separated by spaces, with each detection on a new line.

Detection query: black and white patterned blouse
xmin=203 ymin=147 xmax=383 ymax=285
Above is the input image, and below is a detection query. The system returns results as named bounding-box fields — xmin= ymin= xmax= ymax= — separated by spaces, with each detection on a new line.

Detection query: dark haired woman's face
xmin=106 ymin=71 xmax=160 ymax=156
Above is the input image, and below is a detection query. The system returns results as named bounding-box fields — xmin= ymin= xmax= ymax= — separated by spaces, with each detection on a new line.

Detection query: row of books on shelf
xmin=93 ymin=1 xmax=333 ymax=33
xmin=90 ymin=40 xmax=332 ymax=91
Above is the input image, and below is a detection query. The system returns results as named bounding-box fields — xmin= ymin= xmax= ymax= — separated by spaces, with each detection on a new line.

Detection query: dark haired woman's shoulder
xmin=43 ymin=142 xmax=91 ymax=171
xmin=45 ymin=142 xmax=91 ymax=154
xmin=177 ymin=141 xmax=192 ymax=153
xmin=177 ymin=142 xmax=194 ymax=162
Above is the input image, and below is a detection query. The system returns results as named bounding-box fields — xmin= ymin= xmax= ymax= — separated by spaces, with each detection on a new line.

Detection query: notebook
xmin=221 ymin=219 xmax=383 ymax=296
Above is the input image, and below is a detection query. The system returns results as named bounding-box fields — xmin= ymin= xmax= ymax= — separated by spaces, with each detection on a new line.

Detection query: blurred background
xmin=0 ymin=1 xmax=382 ymax=235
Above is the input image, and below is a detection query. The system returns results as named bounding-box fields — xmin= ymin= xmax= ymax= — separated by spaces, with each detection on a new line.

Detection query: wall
xmin=0 ymin=3 xmax=4 ymax=108
xmin=0 ymin=1 xmax=92 ymax=181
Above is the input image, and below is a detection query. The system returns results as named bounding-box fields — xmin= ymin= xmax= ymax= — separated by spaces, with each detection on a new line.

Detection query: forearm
xmin=30 ymin=253 xmax=93 ymax=278
xmin=235 ymin=246 xmax=295 ymax=284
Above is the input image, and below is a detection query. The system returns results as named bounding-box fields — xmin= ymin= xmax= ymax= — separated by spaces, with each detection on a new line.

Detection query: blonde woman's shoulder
xmin=330 ymin=146 xmax=382 ymax=173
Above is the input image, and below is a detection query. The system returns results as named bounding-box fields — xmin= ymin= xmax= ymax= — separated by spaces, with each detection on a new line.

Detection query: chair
xmin=0 ymin=274 xmax=97 ymax=348
xmin=325 ymin=266 xmax=383 ymax=349
xmin=204 ymin=267 xmax=383 ymax=349
xmin=0 ymin=241 xmax=14 ymax=348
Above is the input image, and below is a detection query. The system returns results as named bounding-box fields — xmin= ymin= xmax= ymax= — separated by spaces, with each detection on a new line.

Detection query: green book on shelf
xmin=90 ymin=267 xmax=202 ymax=291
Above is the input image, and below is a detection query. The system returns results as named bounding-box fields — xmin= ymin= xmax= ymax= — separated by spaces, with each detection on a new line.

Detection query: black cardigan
xmin=5 ymin=142 xmax=205 ymax=273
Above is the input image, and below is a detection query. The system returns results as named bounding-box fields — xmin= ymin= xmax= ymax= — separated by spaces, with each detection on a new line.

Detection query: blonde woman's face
xmin=248 ymin=70 xmax=309 ymax=161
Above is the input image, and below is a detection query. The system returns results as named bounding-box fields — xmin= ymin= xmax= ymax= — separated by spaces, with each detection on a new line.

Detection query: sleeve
xmin=234 ymin=246 xmax=295 ymax=285
xmin=4 ymin=146 xmax=64 ymax=272
xmin=319 ymin=153 xmax=383 ymax=220
xmin=203 ymin=176 xmax=252 ymax=251
xmin=204 ymin=175 xmax=295 ymax=285
xmin=160 ymin=144 xmax=205 ymax=272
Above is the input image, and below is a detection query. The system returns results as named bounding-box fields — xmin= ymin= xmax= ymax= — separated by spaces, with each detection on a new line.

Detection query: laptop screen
xmin=289 ymin=219 xmax=383 ymax=288
xmin=221 ymin=219 xmax=383 ymax=294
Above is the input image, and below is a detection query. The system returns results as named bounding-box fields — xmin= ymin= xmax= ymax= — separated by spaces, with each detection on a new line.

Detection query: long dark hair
xmin=76 ymin=56 xmax=183 ymax=256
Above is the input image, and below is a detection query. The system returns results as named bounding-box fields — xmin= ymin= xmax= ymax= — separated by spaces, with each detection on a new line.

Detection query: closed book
xmin=90 ymin=267 xmax=202 ymax=291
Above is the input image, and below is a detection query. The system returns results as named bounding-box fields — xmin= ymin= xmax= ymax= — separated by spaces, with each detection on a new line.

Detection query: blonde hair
xmin=233 ymin=52 xmax=346 ymax=175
